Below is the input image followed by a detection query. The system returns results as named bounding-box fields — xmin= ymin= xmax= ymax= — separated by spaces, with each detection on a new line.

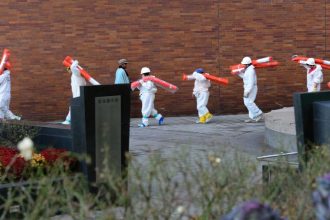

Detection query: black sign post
xmin=71 ymin=84 xmax=130 ymax=188
xmin=293 ymin=91 xmax=330 ymax=169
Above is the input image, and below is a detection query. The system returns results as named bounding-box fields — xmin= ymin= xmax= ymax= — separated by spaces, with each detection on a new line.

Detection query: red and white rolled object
xmin=63 ymin=56 xmax=100 ymax=85
xmin=322 ymin=60 xmax=330 ymax=65
xmin=252 ymin=56 xmax=273 ymax=64
xmin=230 ymin=64 xmax=245 ymax=74
xmin=182 ymin=73 xmax=229 ymax=86
xmin=230 ymin=61 xmax=279 ymax=75
xmin=292 ymin=55 xmax=330 ymax=70
xmin=131 ymin=76 xmax=178 ymax=93
xmin=255 ymin=61 xmax=279 ymax=68
xmin=203 ymin=73 xmax=229 ymax=85
xmin=228 ymin=57 xmax=273 ymax=72
xmin=0 ymin=49 xmax=10 ymax=75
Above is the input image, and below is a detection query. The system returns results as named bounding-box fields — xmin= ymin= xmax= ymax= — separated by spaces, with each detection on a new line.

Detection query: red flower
xmin=11 ymin=156 xmax=26 ymax=176
xmin=40 ymin=148 xmax=69 ymax=165
xmin=0 ymin=146 xmax=18 ymax=159
xmin=0 ymin=146 xmax=19 ymax=167
xmin=0 ymin=146 xmax=76 ymax=178
xmin=0 ymin=152 xmax=27 ymax=176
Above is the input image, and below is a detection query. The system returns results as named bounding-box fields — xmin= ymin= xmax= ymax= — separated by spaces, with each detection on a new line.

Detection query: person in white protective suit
xmin=137 ymin=67 xmax=164 ymax=127
xmin=186 ymin=68 xmax=213 ymax=124
xmin=300 ymin=58 xmax=323 ymax=92
xmin=0 ymin=68 xmax=21 ymax=120
xmin=62 ymin=60 xmax=87 ymax=125
xmin=237 ymin=57 xmax=263 ymax=123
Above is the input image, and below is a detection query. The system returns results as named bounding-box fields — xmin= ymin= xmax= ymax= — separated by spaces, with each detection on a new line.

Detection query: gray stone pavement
xmin=129 ymin=114 xmax=280 ymax=164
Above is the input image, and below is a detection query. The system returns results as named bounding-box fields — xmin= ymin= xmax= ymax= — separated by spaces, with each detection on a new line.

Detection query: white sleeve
xmin=186 ymin=74 xmax=195 ymax=80
xmin=186 ymin=72 xmax=196 ymax=80
xmin=238 ymin=72 xmax=244 ymax=79
xmin=302 ymin=65 xmax=309 ymax=70
xmin=193 ymin=72 xmax=207 ymax=81
xmin=313 ymin=69 xmax=323 ymax=84
xmin=70 ymin=60 xmax=81 ymax=76
xmin=299 ymin=61 xmax=309 ymax=70
xmin=0 ymin=70 xmax=9 ymax=84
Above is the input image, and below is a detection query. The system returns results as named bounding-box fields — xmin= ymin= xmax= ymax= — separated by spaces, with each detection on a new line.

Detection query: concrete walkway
xmin=129 ymin=114 xmax=279 ymax=164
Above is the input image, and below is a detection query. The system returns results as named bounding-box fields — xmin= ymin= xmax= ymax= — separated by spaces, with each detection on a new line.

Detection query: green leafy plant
xmin=0 ymin=147 xmax=329 ymax=219
xmin=0 ymin=122 xmax=39 ymax=147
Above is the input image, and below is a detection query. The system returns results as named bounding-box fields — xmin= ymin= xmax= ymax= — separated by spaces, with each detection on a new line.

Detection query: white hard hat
xmin=141 ymin=67 xmax=151 ymax=74
xmin=306 ymin=58 xmax=315 ymax=66
xmin=241 ymin=57 xmax=252 ymax=65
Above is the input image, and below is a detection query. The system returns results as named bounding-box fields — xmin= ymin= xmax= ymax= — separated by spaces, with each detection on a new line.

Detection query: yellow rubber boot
xmin=205 ymin=112 xmax=213 ymax=123
xmin=198 ymin=115 xmax=206 ymax=124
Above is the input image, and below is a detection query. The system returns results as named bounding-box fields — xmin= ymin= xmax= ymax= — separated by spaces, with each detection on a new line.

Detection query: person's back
xmin=192 ymin=72 xmax=210 ymax=94
xmin=70 ymin=62 xmax=86 ymax=98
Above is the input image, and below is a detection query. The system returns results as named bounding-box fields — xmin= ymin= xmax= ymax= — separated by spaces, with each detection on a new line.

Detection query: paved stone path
xmin=129 ymin=114 xmax=279 ymax=164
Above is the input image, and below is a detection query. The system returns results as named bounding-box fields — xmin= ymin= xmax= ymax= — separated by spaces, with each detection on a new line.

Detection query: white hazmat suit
xmin=63 ymin=60 xmax=87 ymax=124
xmin=0 ymin=70 xmax=20 ymax=120
xmin=186 ymin=70 xmax=212 ymax=123
xmin=138 ymin=77 xmax=163 ymax=127
xmin=238 ymin=65 xmax=263 ymax=121
xmin=302 ymin=64 xmax=323 ymax=92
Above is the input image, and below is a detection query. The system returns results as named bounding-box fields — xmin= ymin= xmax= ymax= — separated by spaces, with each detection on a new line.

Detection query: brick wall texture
xmin=1 ymin=0 xmax=330 ymax=121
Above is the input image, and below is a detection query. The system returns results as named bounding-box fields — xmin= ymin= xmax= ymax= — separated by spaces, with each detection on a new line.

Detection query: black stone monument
xmin=313 ymin=101 xmax=330 ymax=146
xmin=293 ymin=91 xmax=330 ymax=168
xmin=71 ymin=84 xmax=130 ymax=186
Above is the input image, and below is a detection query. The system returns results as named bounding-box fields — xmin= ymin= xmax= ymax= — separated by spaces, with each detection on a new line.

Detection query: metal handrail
xmin=256 ymin=152 xmax=297 ymax=160
xmin=258 ymin=160 xmax=299 ymax=166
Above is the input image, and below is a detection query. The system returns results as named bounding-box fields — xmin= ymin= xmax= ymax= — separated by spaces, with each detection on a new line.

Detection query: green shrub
xmin=0 ymin=122 xmax=39 ymax=147
xmin=0 ymin=147 xmax=330 ymax=219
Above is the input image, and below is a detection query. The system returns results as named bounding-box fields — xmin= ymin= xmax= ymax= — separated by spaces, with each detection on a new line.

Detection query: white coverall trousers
xmin=0 ymin=99 xmax=17 ymax=119
xmin=195 ymin=91 xmax=210 ymax=117
xmin=140 ymin=93 xmax=162 ymax=126
xmin=243 ymin=85 xmax=262 ymax=120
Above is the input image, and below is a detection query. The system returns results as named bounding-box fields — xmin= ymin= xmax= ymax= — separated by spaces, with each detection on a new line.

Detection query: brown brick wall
xmin=1 ymin=0 xmax=329 ymax=121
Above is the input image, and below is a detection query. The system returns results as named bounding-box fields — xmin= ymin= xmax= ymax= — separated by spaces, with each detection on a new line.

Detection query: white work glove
xmin=151 ymin=87 xmax=157 ymax=93
xmin=243 ymin=91 xmax=249 ymax=98
xmin=312 ymin=84 xmax=318 ymax=92
xmin=138 ymin=79 xmax=144 ymax=84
